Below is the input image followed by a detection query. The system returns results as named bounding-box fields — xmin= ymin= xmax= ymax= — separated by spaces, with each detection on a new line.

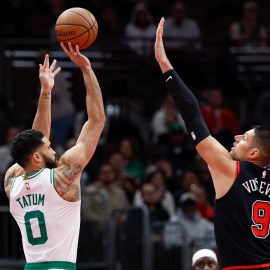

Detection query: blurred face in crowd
xmin=243 ymin=8 xmax=258 ymax=24
xmin=181 ymin=197 xmax=197 ymax=219
xmin=149 ymin=170 xmax=165 ymax=188
xmin=119 ymin=138 xmax=133 ymax=159
xmin=181 ymin=170 xmax=200 ymax=190
xmin=109 ymin=152 xmax=127 ymax=173
xmin=136 ymin=7 xmax=151 ymax=28
xmin=6 ymin=126 xmax=21 ymax=145
xmin=97 ymin=164 xmax=116 ymax=185
xmin=191 ymin=185 xmax=208 ymax=206
xmin=141 ymin=183 xmax=156 ymax=205
xmin=172 ymin=2 xmax=186 ymax=25
xmin=205 ymin=89 xmax=224 ymax=109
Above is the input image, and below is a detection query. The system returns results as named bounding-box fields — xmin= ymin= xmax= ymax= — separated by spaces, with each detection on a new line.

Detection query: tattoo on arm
xmin=4 ymin=176 xmax=14 ymax=198
xmin=43 ymin=92 xmax=51 ymax=99
xmin=54 ymin=164 xmax=82 ymax=202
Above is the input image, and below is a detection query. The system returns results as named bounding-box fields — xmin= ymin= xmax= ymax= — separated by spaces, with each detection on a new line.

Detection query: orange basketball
xmin=55 ymin=7 xmax=98 ymax=50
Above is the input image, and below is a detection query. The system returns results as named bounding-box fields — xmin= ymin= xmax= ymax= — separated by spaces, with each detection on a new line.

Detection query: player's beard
xmin=42 ymin=154 xmax=57 ymax=169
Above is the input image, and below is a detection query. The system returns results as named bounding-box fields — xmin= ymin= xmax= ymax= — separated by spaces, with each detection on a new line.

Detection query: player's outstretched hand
xmin=154 ymin=17 xmax=173 ymax=72
xmin=39 ymin=54 xmax=61 ymax=91
xmin=61 ymin=42 xmax=91 ymax=71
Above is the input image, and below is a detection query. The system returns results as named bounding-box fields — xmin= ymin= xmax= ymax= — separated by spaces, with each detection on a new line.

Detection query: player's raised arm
xmin=32 ymin=54 xmax=61 ymax=138
xmin=155 ymin=18 xmax=236 ymax=197
xmin=59 ymin=42 xmax=105 ymax=171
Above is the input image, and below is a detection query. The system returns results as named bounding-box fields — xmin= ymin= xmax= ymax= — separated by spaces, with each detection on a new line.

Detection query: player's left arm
xmin=4 ymin=164 xmax=25 ymax=199
xmin=32 ymin=54 xmax=61 ymax=138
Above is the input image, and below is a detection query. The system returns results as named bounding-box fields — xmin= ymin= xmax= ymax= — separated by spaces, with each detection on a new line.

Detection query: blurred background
xmin=1 ymin=0 xmax=270 ymax=269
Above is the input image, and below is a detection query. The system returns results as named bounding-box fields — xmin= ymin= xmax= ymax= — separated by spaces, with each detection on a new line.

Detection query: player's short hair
xmin=10 ymin=129 xmax=44 ymax=167
xmin=254 ymin=125 xmax=270 ymax=163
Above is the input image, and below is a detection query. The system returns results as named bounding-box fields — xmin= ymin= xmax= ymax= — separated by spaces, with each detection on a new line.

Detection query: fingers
xmin=157 ymin=17 xmax=165 ymax=37
xmin=60 ymin=42 xmax=69 ymax=54
xmin=75 ymin=44 xmax=80 ymax=54
xmin=50 ymin=59 xmax=57 ymax=71
xmin=53 ymin=66 xmax=61 ymax=76
xmin=61 ymin=42 xmax=80 ymax=55
xmin=43 ymin=54 xmax=49 ymax=69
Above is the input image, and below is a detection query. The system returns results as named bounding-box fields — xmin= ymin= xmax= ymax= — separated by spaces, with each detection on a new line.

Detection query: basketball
xmin=55 ymin=7 xmax=98 ymax=50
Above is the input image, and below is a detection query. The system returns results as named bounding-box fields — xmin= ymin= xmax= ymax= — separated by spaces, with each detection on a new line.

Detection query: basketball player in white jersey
xmin=3 ymin=42 xmax=105 ymax=270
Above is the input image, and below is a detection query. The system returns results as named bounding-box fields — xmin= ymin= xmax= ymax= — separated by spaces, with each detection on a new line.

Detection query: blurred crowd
xmin=2 ymin=0 xmax=270 ymax=52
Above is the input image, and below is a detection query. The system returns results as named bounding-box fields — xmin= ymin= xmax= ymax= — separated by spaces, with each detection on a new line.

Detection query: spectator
xmin=190 ymin=184 xmax=214 ymax=222
xmin=252 ymin=89 xmax=270 ymax=127
xmin=99 ymin=6 xmax=124 ymax=35
xmin=0 ymin=126 xmax=21 ymax=205
xmin=140 ymin=183 xmax=170 ymax=240
xmin=153 ymin=154 xmax=176 ymax=193
xmin=47 ymin=0 xmax=69 ymax=49
xmin=82 ymin=163 xmax=130 ymax=223
xmin=118 ymin=137 xmax=146 ymax=183
xmin=108 ymin=151 xmax=140 ymax=203
xmin=163 ymin=1 xmax=201 ymax=52
xmin=173 ymin=169 xmax=200 ymax=205
xmin=134 ymin=166 xmax=175 ymax=217
xmin=156 ymin=123 xmax=196 ymax=177
xmin=125 ymin=3 xmax=156 ymax=55
xmin=194 ymin=154 xmax=215 ymax=206
xmin=191 ymin=248 xmax=219 ymax=270
xmin=200 ymin=88 xmax=240 ymax=149
xmin=0 ymin=126 xmax=21 ymax=178
xmin=164 ymin=192 xmax=216 ymax=250
xmin=229 ymin=1 xmax=268 ymax=48
xmin=150 ymin=94 xmax=186 ymax=144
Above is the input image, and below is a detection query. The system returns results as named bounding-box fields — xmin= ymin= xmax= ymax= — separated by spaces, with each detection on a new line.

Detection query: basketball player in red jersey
xmin=155 ymin=17 xmax=270 ymax=270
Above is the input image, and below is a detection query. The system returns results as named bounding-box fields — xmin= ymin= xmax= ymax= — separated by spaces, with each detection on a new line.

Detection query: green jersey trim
xmin=24 ymin=261 xmax=76 ymax=269
xmin=23 ymin=168 xmax=46 ymax=180
xmin=50 ymin=169 xmax=54 ymax=184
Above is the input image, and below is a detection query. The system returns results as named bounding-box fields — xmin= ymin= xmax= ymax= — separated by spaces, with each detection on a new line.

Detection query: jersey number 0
xmin=24 ymin=210 xmax=48 ymax=245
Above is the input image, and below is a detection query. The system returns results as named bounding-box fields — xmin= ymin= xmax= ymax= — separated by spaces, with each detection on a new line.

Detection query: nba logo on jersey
xmin=25 ymin=182 xmax=31 ymax=190
xmin=262 ymin=171 xmax=266 ymax=179
xmin=191 ymin=131 xmax=196 ymax=140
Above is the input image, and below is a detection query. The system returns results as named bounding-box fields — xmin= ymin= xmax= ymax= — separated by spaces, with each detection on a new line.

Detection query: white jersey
xmin=9 ymin=168 xmax=81 ymax=264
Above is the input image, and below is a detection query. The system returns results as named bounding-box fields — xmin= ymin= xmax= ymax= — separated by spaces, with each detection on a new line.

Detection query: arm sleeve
xmin=163 ymin=69 xmax=210 ymax=145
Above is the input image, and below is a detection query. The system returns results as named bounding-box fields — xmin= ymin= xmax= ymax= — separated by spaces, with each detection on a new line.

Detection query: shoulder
xmin=4 ymin=164 xmax=24 ymax=198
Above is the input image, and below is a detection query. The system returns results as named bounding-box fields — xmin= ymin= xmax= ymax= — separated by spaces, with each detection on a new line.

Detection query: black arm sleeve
xmin=163 ymin=69 xmax=210 ymax=145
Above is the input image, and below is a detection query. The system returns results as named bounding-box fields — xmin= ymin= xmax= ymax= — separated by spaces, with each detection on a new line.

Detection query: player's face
xmin=193 ymin=257 xmax=218 ymax=270
xmin=230 ymin=129 xmax=256 ymax=161
xmin=38 ymin=137 xmax=57 ymax=168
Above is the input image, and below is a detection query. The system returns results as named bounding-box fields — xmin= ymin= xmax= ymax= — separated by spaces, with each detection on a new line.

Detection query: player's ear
xmin=248 ymin=148 xmax=259 ymax=159
xmin=32 ymin=152 xmax=42 ymax=163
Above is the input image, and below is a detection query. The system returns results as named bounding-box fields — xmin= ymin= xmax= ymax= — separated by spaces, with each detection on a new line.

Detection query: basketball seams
xmin=55 ymin=7 xmax=98 ymax=49
xmin=65 ymin=10 xmax=93 ymax=29
xmin=86 ymin=11 xmax=95 ymax=48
